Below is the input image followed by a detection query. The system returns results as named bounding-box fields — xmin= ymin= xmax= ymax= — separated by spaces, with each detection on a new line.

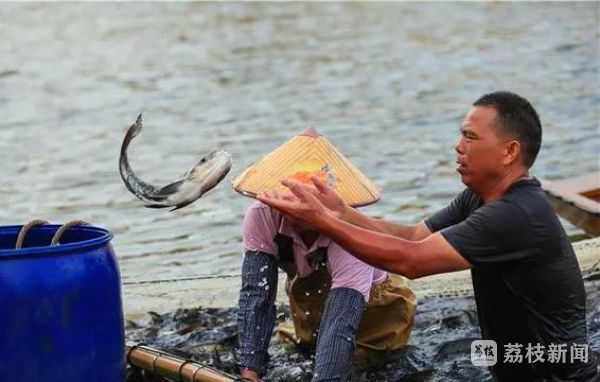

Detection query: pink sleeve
xmin=243 ymin=202 xmax=279 ymax=256
xmin=327 ymin=242 xmax=375 ymax=302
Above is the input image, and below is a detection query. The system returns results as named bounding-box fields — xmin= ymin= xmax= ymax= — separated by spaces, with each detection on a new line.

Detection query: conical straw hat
xmin=232 ymin=128 xmax=381 ymax=207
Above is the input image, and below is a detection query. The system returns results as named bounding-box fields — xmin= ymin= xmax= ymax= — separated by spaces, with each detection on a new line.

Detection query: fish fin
xmin=144 ymin=203 xmax=169 ymax=209
xmin=157 ymin=180 xmax=185 ymax=196
xmin=169 ymin=198 xmax=198 ymax=211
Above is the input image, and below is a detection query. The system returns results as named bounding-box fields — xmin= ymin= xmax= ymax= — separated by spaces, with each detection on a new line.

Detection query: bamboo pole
xmin=126 ymin=344 xmax=246 ymax=382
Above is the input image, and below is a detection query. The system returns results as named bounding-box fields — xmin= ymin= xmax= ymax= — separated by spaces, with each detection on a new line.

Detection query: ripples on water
xmin=1 ymin=3 xmax=598 ymax=289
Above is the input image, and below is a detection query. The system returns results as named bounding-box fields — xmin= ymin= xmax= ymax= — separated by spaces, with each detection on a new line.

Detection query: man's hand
xmin=258 ymin=179 xmax=333 ymax=232
xmin=303 ymin=176 xmax=350 ymax=220
xmin=262 ymin=187 xmax=297 ymax=203
xmin=240 ymin=368 xmax=260 ymax=382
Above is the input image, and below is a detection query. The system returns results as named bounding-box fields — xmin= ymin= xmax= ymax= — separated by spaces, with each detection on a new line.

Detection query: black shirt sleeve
xmin=425 ymin=189 xmax=474 ymax=232
xmin=439 ymin=200 xmax=538 ymax=265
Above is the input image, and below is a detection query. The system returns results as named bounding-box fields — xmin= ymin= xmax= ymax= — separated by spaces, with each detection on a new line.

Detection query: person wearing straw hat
xmin=257 ymin=92 xmax=598 ymax=382
xmin=233 ymin=128 xmax=417 ymax=381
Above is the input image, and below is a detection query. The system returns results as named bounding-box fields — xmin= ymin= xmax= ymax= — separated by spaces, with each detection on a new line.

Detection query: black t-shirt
xmin=426 ymin=178 xmax=597 ymax=381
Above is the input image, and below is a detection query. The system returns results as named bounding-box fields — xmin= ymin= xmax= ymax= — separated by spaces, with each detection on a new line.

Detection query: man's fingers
xmin=280 ymin=190 xmax=297 ymax=202
xmin=306 ymin=187 xmax=320 ymax=198
xmin=281 ymin=177 xmax=300 ymax=190
xmin=257 ymin=193 xmax=294 ymax=211
xmin=282 ymin=179 xmax=313 ymax=202
xmin=311 ymin=176 xmax=330 ymax=193
xmin=259 ymin=184 xmax=303 ymax=209
xmin=301 ymin=187 xmax=322 ymax=206
xmin=285 ymin=179 xmax=323 ymax=207
xmin=281 ymin=178 xmax=303 ymax=195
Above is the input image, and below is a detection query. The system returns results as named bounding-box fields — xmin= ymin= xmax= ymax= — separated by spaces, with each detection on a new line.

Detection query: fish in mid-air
xmin=119 ymin=114 xmax=232 ymax=211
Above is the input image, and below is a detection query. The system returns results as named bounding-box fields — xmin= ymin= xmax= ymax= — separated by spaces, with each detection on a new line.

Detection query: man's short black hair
xmin=474 ymin=91 xmax=542 ymax=168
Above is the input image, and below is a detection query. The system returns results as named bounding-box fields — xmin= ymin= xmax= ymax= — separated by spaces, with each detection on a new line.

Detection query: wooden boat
xmin=541 ymin=172 xmax=600 ymax=236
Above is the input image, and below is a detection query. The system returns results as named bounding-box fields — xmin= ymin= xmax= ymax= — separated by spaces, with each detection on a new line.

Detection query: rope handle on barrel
xmin=15 ymin=219 xmax=48 ymax=249
xmin=15 ymin=219 xmax=89 ymax=249
xmin=50 ymin=219 xmax=88 ymax=245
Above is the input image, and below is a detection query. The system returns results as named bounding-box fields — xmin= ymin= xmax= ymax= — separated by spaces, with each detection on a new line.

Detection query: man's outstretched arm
xmin=320 ymin=215 xmax=470 ymax=279
xmin=340 ymin=207 xmax=432 ymax=241
xmin=259 ymin=180 xmax=470 ymax=279
xmin=306 ymin=176 xmax=432 ymax=241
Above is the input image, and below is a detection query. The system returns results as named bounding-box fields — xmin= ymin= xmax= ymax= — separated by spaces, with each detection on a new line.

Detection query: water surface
xmin=1 ymin=2 xmax=598 ymax=287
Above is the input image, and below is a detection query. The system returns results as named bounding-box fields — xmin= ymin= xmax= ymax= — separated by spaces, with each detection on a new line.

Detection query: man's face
xmin=455 ymin=106 xmax=507 ymax=190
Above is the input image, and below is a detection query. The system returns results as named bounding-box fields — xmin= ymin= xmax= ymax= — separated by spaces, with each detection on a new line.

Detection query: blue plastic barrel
xmin=0 ymin=224 xmax=125 ymax=381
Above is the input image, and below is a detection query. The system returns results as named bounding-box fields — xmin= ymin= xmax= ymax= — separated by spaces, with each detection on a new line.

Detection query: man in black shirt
xmin=258 ymin=91 xmax=598 ymax=381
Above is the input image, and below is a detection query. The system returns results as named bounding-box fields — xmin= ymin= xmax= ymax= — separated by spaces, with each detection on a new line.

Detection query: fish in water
xmin=119 ymin=114 xmax=232 ymax=211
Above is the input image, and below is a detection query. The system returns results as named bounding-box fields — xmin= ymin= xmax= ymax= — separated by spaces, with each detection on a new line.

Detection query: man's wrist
xmin=338 ymin=206 xmax=356 ymax=224
xmin=321 ymin=209 xmax=341 ymax=233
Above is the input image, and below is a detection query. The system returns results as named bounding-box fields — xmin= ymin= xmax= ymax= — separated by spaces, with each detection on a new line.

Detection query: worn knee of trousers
xmin=312 ymin=287 xmax=366 ymax=382
xmin=237 ymin=250 xmax=279 ymax=374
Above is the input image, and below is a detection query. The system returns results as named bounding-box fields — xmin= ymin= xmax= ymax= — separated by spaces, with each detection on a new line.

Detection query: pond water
xmin=1 ymin=1 xmax=598 ymax=305
xmin=3 ymin=2 xmax=599 ymax=379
